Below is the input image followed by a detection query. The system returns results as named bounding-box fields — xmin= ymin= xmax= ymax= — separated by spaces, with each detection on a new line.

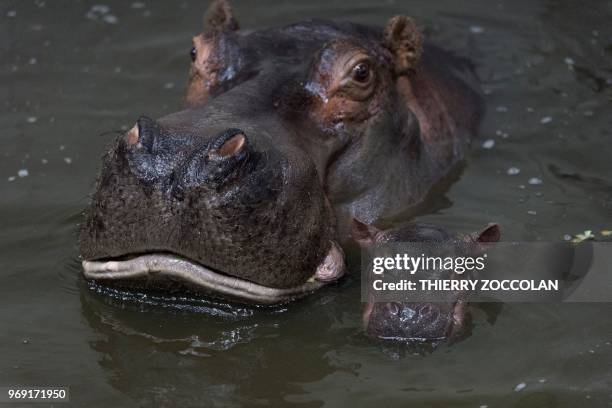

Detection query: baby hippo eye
xmin=190 ymin=46 xmax=197 ymax=62
xmin=352 ymin=62 xmax=371 ymax=82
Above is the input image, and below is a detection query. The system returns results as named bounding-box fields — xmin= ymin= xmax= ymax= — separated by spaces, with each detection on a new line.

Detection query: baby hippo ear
xmin=476 ymin=224 xmax=501 ymax=243
xmin=350 ymin=219 xmax=381 ymax=247
xmin=383 ymin=15 xmax=423 ymax=75
xmin=204 ymin=0 xmax=239 ymax=33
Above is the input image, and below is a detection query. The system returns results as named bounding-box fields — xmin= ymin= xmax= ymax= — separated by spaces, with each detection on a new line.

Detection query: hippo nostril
xmin=209 ymin=128 xmax=249 ymax=159
xmin=125 ymin=124 xmax=139 ymax=146
xmin=420 ymin=305 xmax=432 ymax=316
xmin=176 ymin=129 xmax=253 ymax=189
xmin=386 ymin=302 xmax=400 ymax=316
xmin=121 ymin=116 xmax=174 ymax=184
xmin=215 ymin=133 xmax=246 ymax=157
xmin=125 ymin=116 xmax=159 ymax=152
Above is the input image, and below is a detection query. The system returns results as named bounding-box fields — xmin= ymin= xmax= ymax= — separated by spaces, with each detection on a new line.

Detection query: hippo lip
xmin=82 ymin=242 xmax=345 ymax=305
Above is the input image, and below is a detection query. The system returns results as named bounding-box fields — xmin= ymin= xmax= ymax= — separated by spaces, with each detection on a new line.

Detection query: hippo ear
xmin=204 ymin=0 xmax=239 ymax=32
xmin=476 ymin=224 xmax=501 ymax=243
xmin=383 ymin=16 xmax=423 ymax=75
xmin=350 ymin=218 xmax=381 ymax=247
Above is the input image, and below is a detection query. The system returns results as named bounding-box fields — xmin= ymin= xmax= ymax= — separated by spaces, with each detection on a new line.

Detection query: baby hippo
xmin=351 ymin=219 xmax=500 ymax=343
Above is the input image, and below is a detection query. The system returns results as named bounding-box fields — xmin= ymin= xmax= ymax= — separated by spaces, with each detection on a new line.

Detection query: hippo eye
xmin=352 ymin=62 xmax=371 ymax=83
xmin=190 ymin=46 xmax=197 ymax=62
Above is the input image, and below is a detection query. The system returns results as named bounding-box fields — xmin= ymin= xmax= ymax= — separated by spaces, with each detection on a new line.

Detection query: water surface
xmin=1 ymin=0 xmax=612 ymax=407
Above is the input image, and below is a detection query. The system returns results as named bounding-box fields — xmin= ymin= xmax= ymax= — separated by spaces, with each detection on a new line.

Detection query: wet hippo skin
xmin=80 ymin=0 xmax=484 ymax=304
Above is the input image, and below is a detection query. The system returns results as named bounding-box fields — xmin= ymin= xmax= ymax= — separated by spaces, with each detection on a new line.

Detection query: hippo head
xmin=80 ymin=110 xmax=347 ymax=303
xmin=185 ymin=0 xmax=445 ymax=223
xmin=353 ymin=219 xmax=500 ymax=342
xmin=80 ymin=2 xmax=438 ymax=304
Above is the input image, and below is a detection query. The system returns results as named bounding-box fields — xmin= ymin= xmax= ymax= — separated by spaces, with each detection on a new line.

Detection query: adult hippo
xmin=80 ymin=1 xmax=484 ymax=304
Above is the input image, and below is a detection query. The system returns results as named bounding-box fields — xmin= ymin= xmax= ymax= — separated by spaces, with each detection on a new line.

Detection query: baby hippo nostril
xmin=215 ymin=133 xmax=246 ymax=157
xmin=420 ymin=305 xmax=432 ymax=317
xmin=386 ymin=302 xmax=401 ymax=316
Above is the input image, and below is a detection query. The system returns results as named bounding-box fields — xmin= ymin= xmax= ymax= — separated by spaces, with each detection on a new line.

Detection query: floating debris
xmin=496 ymin=106 xmax=508 ymax=113
xmin=86 ymin=4 xmax=110 ymax=19
xmin=7 ymin=10 xmax=17 ymax=17
xmin=163 ymin=82 xmax=175 ymax=90
xmin=526 ymin=107 xmax=534 ymax=113
xmin=572 ymin=230 xmax=595 ymax=243
xmin=540 ymin=116 xmax=553 ymax=124
xmin=18 ymin=169 xmax=29 ymax=178
xmin=538 ymin=378 xmax=547 ymax=383
xmin=41 ymin=158 xmax=48 ymax=164
xmin=482 ymin=139 xmax=495 ymax=149
xmin=470 ymin=25 xmax=484 ymax=34
xmin=514 ymin=382 xmax=526 ymax=392
xmin=564 ymin=57 xmax=575 ymax=66
xmin=528 ymin=177 xmax=543 ymax=185
xmin=103 ymin=14 xmax=118 ymax=24
xmin=495 ymin=129 xmax=509 ymax=138
xmin=131 ymin=2 xmax=146 ymax=8
xmin=8 ymin=176 xmax=16 ymax=182
xmin=527 ymin=210 xmax=537 ymax=216
xmin=27 ymin=116 xmax=37 ymax=123
xmin=507 ymin=167 xmax=521 ymax=176
xmin=64 ymin=157 xmax=72 ymax=164
xmin=86 ymin=4 xmax=118 ymax=24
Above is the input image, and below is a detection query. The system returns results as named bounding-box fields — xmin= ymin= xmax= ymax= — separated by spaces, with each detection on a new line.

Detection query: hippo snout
xmin=121 ymin=117 xmax=254 ymax=191
xmin=364 ymin=301 xmax=470 ymax=342
xmin=80 ymin=111 xmax=345 ymax=303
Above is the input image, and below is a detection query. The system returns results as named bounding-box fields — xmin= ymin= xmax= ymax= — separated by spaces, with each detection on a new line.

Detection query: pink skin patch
xmin=125 ymin=124 xmax=139 ymax=146
xmin=215 ymin=133 xmax=245 ymax=157
xmin=449 ymin=299 xmax=468 ymax=337
xmin=314 ymin=241 xmax=346 ymax=282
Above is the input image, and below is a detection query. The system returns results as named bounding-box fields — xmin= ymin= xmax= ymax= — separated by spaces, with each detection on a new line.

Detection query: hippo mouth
xmin=82 ymin=241 xmax=345 ymax=305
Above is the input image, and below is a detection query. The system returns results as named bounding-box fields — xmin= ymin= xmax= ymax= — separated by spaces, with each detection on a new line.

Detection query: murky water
xmin=1 ymin=0 xmax=612 ymax=407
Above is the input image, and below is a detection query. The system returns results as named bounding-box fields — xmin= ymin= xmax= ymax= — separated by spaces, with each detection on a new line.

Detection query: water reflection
xmin=79 ymin=282 xmax=352 ymax=406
